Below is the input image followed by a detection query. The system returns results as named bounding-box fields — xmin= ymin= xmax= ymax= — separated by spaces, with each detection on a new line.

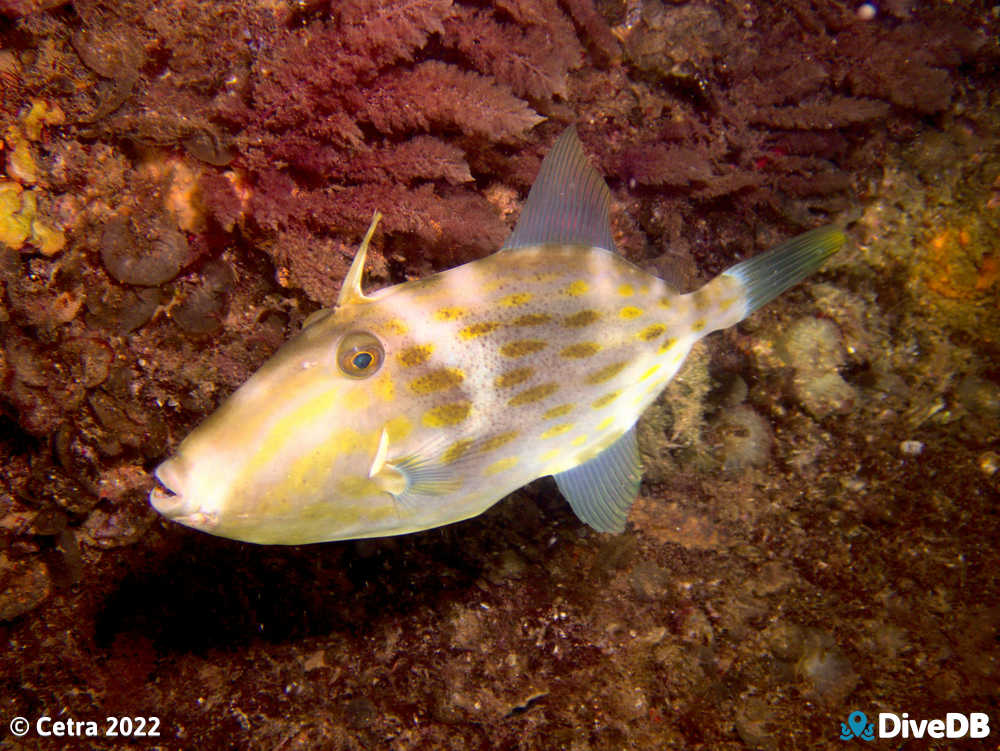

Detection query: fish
xmin=149 ymin=127 xmax=843 ymax=545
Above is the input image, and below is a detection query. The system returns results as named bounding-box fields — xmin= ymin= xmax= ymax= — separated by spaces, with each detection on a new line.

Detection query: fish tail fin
xmin=723 ymin=225 xmax=844 ymax=315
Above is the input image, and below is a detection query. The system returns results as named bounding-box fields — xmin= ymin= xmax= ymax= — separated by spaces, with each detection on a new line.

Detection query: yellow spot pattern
xmin=501 ymin=340 xmax=547 ymax=358
xmin=585 ymin=361 xmax=628 ymax=384
xmin=374 ymin=373 xmax=395 ymax=403
xmin=659 ymin=337 xmax=678 ymax=354
xmin=409 ymin=368 xmax=465 ymax=395
xmin=380 ymin=319 xmax=409 ymax=335
xmin=543 ymin=403 xmax=574 ymax=420
xmin=495 ymin=367 xmax=534 ymax=389
xmin=509 ymin=383 xmax=559 ymax=406
xmin=596 ymin=416 xmax=614 ymax=431
xmin=571 ymin=435 xmax=588 ymax=447
xmin=640 ymin=365 xmax=658 ymax=381
xmin=541 ymin=423 xmax=573 ymax=439
xmin=397 ymin=344 xmax=434 ymax=367
xmin=691 ymin=318 xmax=706 ymax=332
xmin=618 ymin=283 xmax=634 ymax=297
xmin=591 ymin=392 xmax=619 ymax=408
xmin=619 ymin=306 xmax=643 ymax=320
xmin=637 ymin=324 xmax=668 ymax=341
xmin=500 ymin=292 xmax=532 ymax=307
xmin=484 ymin=456 xmax=519 ymax=476
xmin=577 ymin=430 xmax=624 ymax=464
xmin=442 ymin=439 xmax=475 ymax=464
xmin=479 ymin=431 xmax=520 ymax=452
xmin=460 ymin=321 xmax=501 ymax=339
xmin=563 ymin=310 xmax=601 ymax=327
xmin=658 ymin=297 xmax=673 ymax=309
xmin=434 ymin=307 xmax=466 ymax=321
xmin=422 ymin=401 xmax=472 ymax=428
xmin=384 ymin=416 xmax=412 ymax=442
xmin=511 ymin=313 xmax=551 ymax=327
xmin=560 ymin=342 xmax=601 ymax=358
xmin=564 ymin=280 xmax=589 ymax=296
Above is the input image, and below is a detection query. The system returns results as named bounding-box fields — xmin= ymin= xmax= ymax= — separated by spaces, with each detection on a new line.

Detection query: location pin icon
xmin=848 ymin=711 xmax=868 ymax=738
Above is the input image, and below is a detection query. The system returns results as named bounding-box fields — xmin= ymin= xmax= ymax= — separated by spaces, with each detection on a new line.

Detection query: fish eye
xmin=337 ymin=331 xmax=384 ymax=378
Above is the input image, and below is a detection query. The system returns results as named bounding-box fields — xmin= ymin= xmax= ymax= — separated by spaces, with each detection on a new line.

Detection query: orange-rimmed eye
xmin=337 ymin=331 xmax=384 ymax=378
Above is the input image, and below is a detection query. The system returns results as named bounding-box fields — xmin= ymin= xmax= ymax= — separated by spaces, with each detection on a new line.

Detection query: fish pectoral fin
xmin=370 ymin=431 xmax=463 ymax=508
xmin=371 ymin=462 xmax=408 ymax=497
xmin=501 ymin=126 xmax=616 ymax=253
xmin=389 ymin=453 xmax=463 ymax=508
xmin=553 ymin=426 xmax=642 ymax=533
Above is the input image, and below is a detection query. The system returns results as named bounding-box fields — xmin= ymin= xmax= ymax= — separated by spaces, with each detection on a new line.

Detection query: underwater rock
xmin=86 ymin=390 xmax=166 ymax=459
xmin=448 ymin=605 xmax=485 ymax=651
xmin=629 ymin=559 xmax=673 ymax=602
xmin=956 ymin=375 xmax=1000 ymax=420
xmin=714 ymin=404 xmax=773 ymax=472
xmin=5 ymin=332 xmax=49 ymax=387
xmin=778 ymin=317 xmax=856 ymax=419
xmin=86 ymin=286 xmax=164 ymax=334
xmin=342 ymin=696 xmax=378 ymax=730
xmin=677 ymin=605 xmax=713 ymax=645
xmin=100 ymin=215 xmax=190 ymax=287
xmin=31 ymin=464 xmax=97 ymax=515
xmin=81 ymin=507 xmax=149 ymax=548
xmin=622 ymin=0 xmax=723 ymax=84
xmin=795 ymin=629 xmax=859 ymax=705
xmin=63 ymin=337 xmax=113 ymax=389
xmin=0 ymin=554 xmax=50 ymax=620
xmin=171 ymin=260 xmax=234 ymax=335
xmin=632 ymin=499 xmax=730 ymax=550
xmin=0 ymin=0 xmax=66 ymax=17
xmin=751 ymin=561 xmax=802 ymax=597
xmin=182 ymin=128 xmax=235 ymax=167
xmin=735 ymin=697 xmax=777 ymax=749
xmin=484 ymin=548 xmax=529 ymax=584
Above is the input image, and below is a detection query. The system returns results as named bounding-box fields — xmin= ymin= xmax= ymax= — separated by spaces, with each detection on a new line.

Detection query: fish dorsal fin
xmin=502 ymin=126 xmax=616 ymax=252
xmin=553 ymin=426 xmax=642 ymax=533
xmin=337 ymin=211 xmax=382 ymax=309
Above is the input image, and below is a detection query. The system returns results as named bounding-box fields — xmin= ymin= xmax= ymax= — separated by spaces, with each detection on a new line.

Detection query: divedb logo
xmin=839 ymin=710 xmax=991 ymax=741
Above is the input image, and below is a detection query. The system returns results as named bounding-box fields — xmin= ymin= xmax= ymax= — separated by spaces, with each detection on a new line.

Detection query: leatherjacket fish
xmin=150 ymin=127 xmax=843 ymax=544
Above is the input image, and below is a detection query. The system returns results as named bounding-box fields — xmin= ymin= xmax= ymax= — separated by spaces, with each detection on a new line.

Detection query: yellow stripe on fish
xmin=149 ymin=127 xmax=844 ymax=545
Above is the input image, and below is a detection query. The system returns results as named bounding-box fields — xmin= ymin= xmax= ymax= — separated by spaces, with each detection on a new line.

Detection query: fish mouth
xmin=149 ymin=460 xmax=219 ymax=531
xmin=149 ymin=460 xmax=190 ymax=517
xmin=149 ymin=479 xmax=186 ymax=517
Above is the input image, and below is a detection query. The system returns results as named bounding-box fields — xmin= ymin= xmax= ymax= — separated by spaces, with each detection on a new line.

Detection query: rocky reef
xmin=0 ymin=0 xmax=998 ymax=748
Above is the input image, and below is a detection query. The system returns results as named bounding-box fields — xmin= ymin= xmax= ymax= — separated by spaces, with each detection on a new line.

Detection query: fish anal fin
xmin=553 ymin=426 xmax=642 ymax=533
